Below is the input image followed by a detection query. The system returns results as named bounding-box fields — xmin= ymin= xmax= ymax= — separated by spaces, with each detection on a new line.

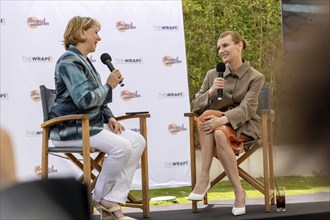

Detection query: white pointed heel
xmin=232 ymin=191 xmax=246 ymax=216
xmin=187 ymin=183 xmax=211 ymax=201
xmin=232 ymin=206 xmax=246 ymax=216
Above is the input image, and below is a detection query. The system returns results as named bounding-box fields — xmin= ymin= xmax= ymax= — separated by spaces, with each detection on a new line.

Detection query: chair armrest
xmin=116 ymin=113 xmax=150 ymax=121
xmin=261 ymin=109 xmax=275 ymax=122
xmin=41 ymin=114 xmax=90 ymax=128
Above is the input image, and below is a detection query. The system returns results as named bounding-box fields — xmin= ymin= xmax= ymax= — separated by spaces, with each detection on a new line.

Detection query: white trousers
xmin=52 ymin=124 xmax=145 ymax=205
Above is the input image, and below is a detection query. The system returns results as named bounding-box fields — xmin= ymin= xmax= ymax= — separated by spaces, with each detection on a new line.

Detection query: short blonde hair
xmin=218 ymin=31 xmax=247 ymax=50
xmin=63 ymin=16 xmax=101 ymax=50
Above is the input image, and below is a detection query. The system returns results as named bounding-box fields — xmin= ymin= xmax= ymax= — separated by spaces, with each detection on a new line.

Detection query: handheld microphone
xmin=216 ymin=62 xmax=226 ymax=101
xmin=100 ymin=53 xmax=124 ymax=87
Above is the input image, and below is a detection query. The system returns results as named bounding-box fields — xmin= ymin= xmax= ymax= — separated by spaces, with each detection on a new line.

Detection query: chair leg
xmin=191 ymin=152 xmax=197 ymax=210
xmin=262 ymin=114 xmax=271 ymax=212
xmin=188 ymin=116 xmax=198 ymax=212
xmin=238 ymin=167 xmax=264 ymax=192
xmin=141 ymin=148 xmax=150 ymax=217
xmin=81 ymin=117 xmax=92 ymax=216
xmin=191 ymin=156 xmax=198 ymax=212
xmin=268 ymin=121 xmax=275 ymax=205
xmin=139 ymin=117 xmax=150 ymax=218
xmin=41 ymin=128 xmax=49 ymax=179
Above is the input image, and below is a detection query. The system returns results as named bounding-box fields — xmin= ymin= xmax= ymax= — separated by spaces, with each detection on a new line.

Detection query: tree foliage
xmin=182 ymin=0 xmax=287 ymax=143
xmin=182 ymin=0 xmax=282 ymax=101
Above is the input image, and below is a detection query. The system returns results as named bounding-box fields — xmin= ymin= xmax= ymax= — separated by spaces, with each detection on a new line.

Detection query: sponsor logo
xmin=0 ymin=93 xmax=9 ymax=99
xmin=23 ymin=56 xmax=53 ymax=62
xmin=120 ymin=90 xmax=141 ymax=101
xmin=30 ymin=89 xmax=41 ymax=102
xmin=168 ymin=123 xmax=187 ymax=134
xmin=27 ymin=17 xmax=49 ymax=28
xmin=26 ymin=130 xmax=43 ymax=137
xmin=115 ymin=58 xmax=143 ymax=64
xmin=0 ymin=18 xmax=5 ymax=24
xmin=130 ymin=128 xmax=141 ymax=132
xmin=159 ymin=92 xmax=184 ymax=98
xmin=34 ymin=165 xmax=58 ymax=176
xmin=164 ymin=160 xmax=189 ymax=168
xmin=116 ymin=21 xmax=136 ymax=32
xmin=153 ymin=25 xmax=179 ymax=31
xmin=162 ymin=55 xmax=182 ymax=66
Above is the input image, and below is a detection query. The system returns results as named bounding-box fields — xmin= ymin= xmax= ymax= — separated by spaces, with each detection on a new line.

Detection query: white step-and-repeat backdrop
xmin=0 ymin=0 xmax=191 ymax=189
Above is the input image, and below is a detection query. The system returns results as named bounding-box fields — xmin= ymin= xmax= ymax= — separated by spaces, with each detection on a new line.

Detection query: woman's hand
xmin=208 ymin=77 xmax=226 ymax=98
xmin=106 ymin=69 xmax=124 ymax=89
xmin=107 ymin=117 xmax=125 ymax=134
xmin=199 ymin=115 xmax=228 ymax=133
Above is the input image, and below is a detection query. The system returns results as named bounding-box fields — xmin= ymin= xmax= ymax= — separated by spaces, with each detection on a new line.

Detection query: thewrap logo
xmin=34 ymin=165 xmax=58 ymax=177
xmin=168 ymin=123 xmax=187 ymax=135
xmin=0 ymin=93 xmax=9 ymax=99
xmin=120 ymin=90 xmax=141 ymax=101
xmin=116 ymin=21 xmax=136 ymax=32
xmin=164 ymin=160 xmax=189 ymax=168
xmin=88 ymin=55 xmax=96 ymax=62
xmin=26 ymin=130 xmax=43 ymax=137
xmin=30 ymin=89 xmax=41 ymax=102
xmin=0 ymin=18 xmax=5 ymax=24
xmin=23 ymin=56 xmax=53 ymax=62
xmin=27 ymin=17 xmax=49 ymax=28
xmin=130 ymin=128 xmax=141 ymax=132
xmin=162 ymin=56 xmax=182 ymax=67
xmin=115 ymin=58 xmax=143 ymax=64
xmin=159 ymin=92 xmax=184 ymax=98
xmin=153 ymin=25 xmax=179 ymax=31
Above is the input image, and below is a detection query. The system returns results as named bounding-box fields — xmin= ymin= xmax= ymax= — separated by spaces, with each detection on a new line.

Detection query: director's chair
xmin=184 ymin=84 xmax=275 ymax=212
xmin=40 ymin=85 xmax=150 ymax=217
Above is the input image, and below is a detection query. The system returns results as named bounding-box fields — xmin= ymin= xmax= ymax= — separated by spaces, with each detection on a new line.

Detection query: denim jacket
xmin=49 ymin=45 xmax=114 ymax=141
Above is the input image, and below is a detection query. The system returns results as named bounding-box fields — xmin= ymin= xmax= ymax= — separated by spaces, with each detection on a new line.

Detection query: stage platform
xmin=93 ymin=191 xmax=330 ymax=220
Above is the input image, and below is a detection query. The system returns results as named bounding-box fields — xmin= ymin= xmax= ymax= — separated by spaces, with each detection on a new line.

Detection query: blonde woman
xmin=49 ymin=16 xmax=145 ymax=220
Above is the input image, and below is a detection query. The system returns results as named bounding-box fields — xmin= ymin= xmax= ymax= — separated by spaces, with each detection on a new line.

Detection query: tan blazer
xmin=191 ymin=61 xmax=265 ymax=139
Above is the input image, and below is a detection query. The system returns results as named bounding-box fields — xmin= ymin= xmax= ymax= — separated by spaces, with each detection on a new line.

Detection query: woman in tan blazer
xmin=187 ymin=31 xmax=265 ymax=216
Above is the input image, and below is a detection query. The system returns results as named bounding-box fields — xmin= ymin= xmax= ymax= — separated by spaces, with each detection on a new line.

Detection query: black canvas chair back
xmin=257 ymin=83 xmax=271 ymax=116
xmin=40 ymin=85 xmax=56 ymax=122
xmin=244 ymin=84 xmax=271 ymax=148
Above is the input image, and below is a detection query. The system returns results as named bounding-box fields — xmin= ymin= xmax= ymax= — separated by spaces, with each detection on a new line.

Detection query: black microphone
xmin=216 ymin=62 xmax=226 ymax=101
xmin=100 ymin=53 xmax=124 ymax=87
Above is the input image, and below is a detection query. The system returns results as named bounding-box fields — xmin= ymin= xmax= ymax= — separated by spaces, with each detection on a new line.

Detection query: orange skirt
xmin=197 ymin=110 xmax=252 ymax=155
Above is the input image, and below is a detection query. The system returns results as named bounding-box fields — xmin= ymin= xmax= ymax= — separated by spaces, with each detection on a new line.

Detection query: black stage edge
xmin=93 ymin=201 xmax=330 ymax=220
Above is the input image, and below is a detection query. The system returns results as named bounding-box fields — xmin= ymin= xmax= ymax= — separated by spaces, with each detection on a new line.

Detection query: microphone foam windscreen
xmin=100 ymin=53 xmax=112 ymax=64
xmin=216 ymin=62 xmax=226 ymax=72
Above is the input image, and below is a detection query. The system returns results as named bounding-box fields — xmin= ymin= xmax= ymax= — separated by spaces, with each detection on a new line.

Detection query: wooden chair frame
xmin=40 ymin=85 xmax=150 ymax=217
xmin=184 ymin=84 xmax=275 ymax=213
